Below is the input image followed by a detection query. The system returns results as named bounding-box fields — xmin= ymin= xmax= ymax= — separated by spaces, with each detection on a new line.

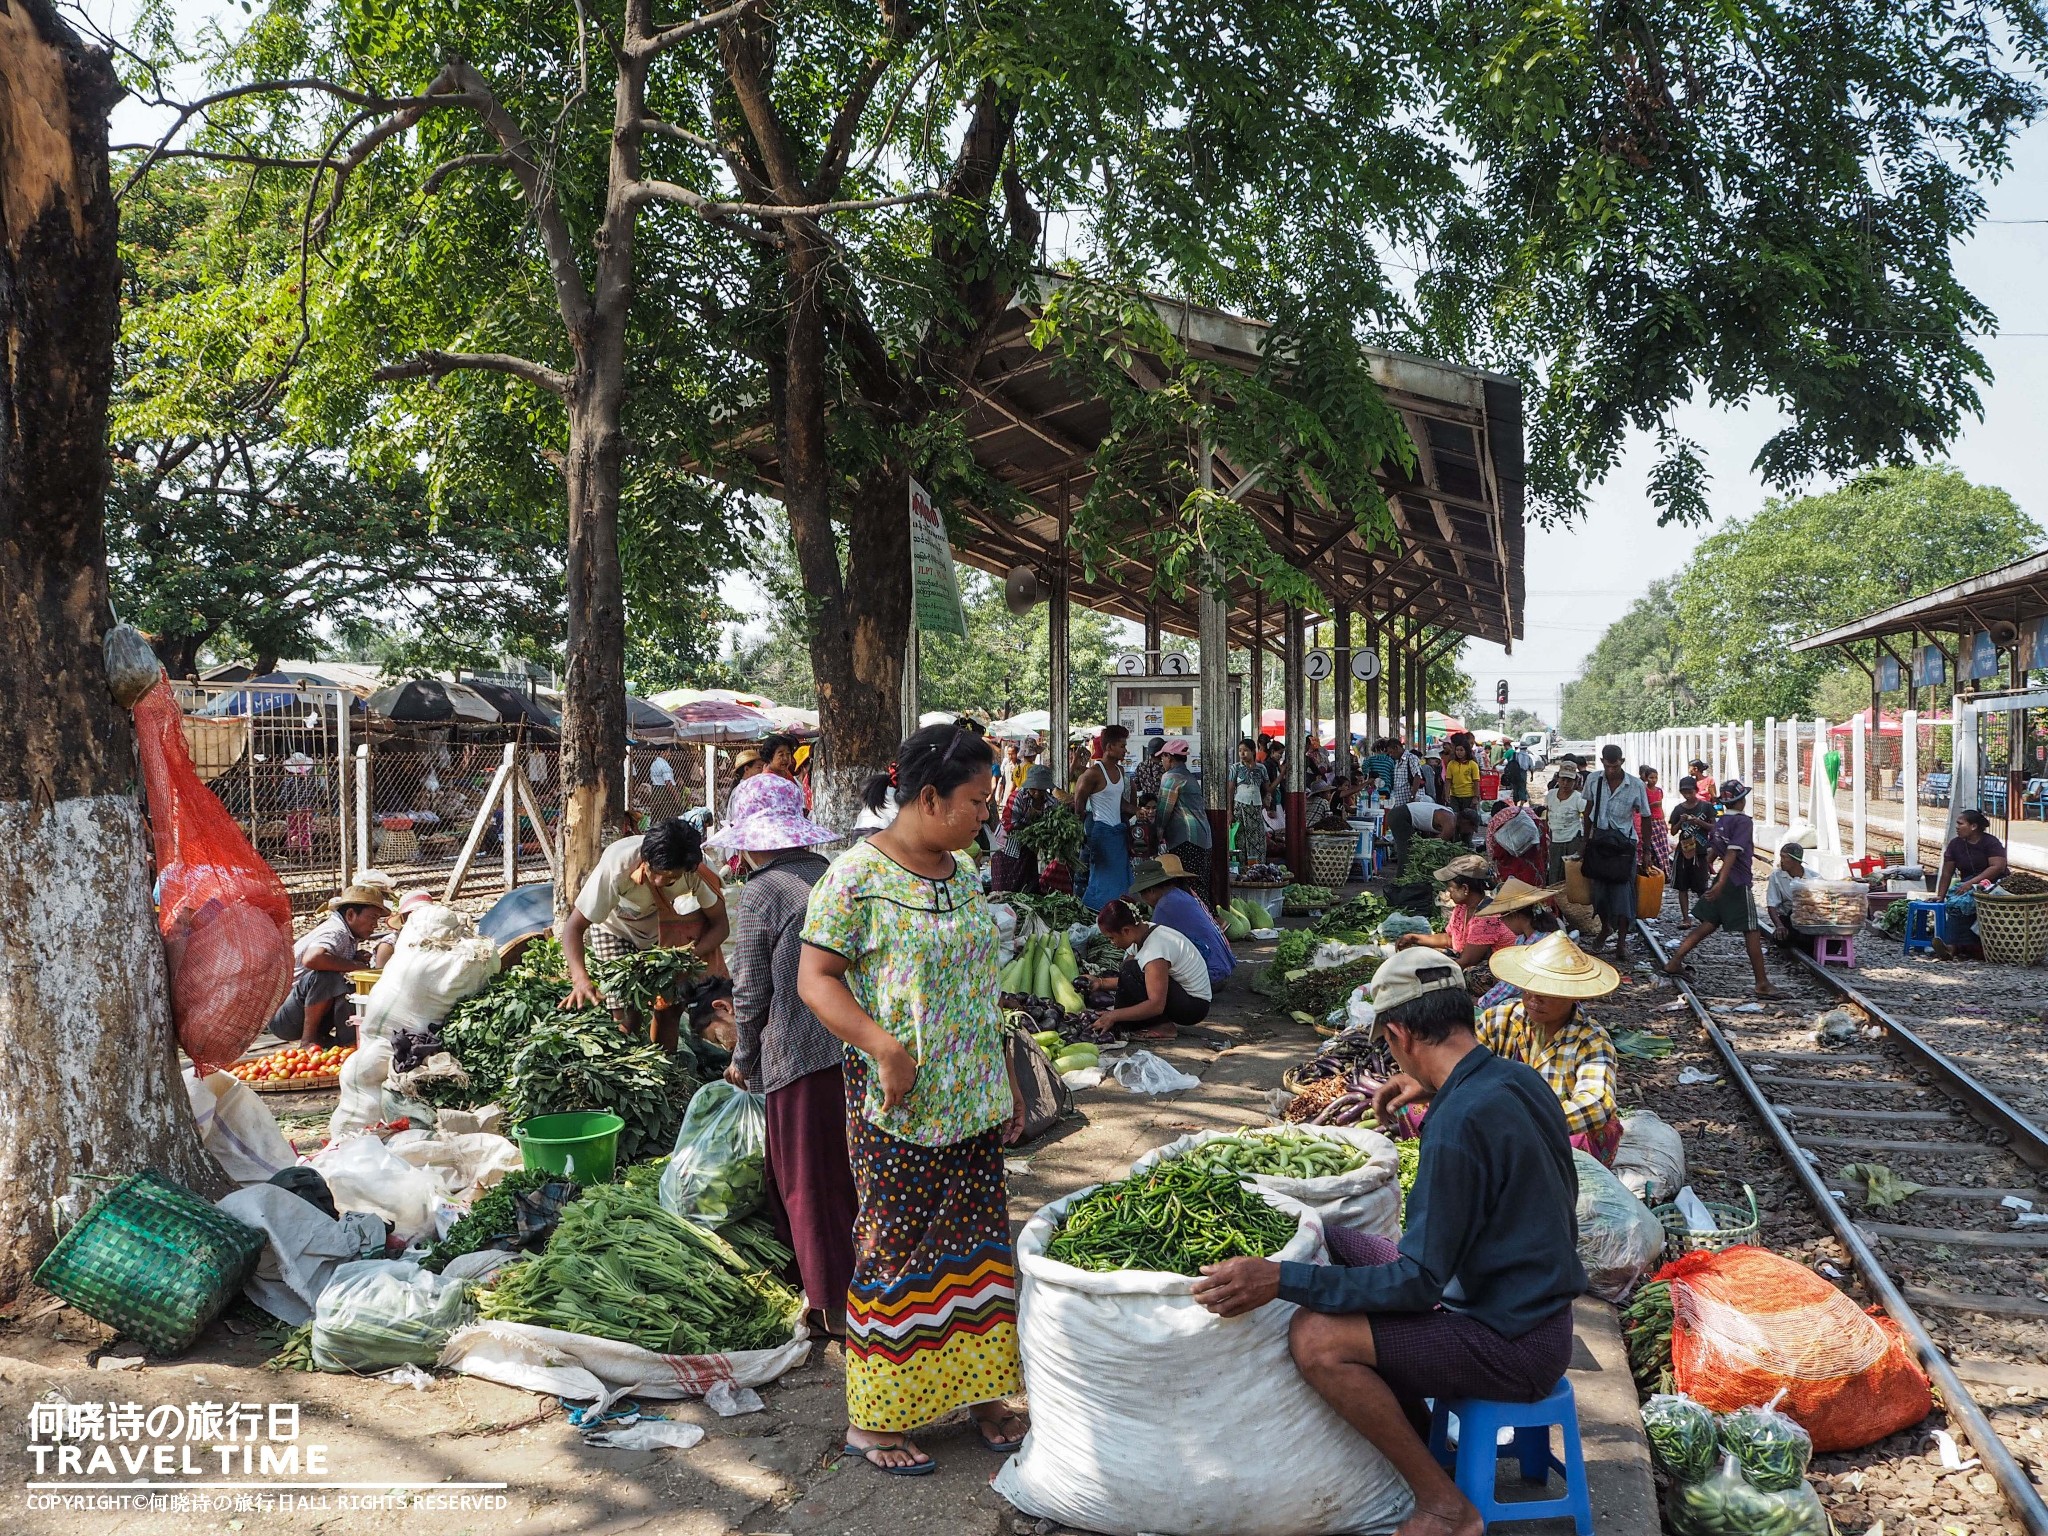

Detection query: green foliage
xmin=1670 ymin=465 xmax=2041 ymax=719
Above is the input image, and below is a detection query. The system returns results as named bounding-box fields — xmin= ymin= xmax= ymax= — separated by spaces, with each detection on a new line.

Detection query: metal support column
xmin=1196 ymin=443 xmax=1233 ymax=907
xmin=1364 ymin=615 xmax=1381 ymax=743
xmin=1284 ymin=605 xmax=1308 ymax=878
xmin=1144 ymin=603 xmax=1162 ymax=672
xmin=1250 ymin=589 xmax=1265 ymax=735
xmin=1049 ymin=495 xmax=1072 ymax=793
xmin=1386 ymin=621 xmax=1403 ymax=745
xmin=1333 ymin=605 xmax=1352 ymax=776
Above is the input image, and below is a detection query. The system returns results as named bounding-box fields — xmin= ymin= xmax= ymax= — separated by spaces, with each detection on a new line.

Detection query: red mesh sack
xmin=1659 ymin=1245 xmax=1931 ymax=1452
xmin=132 ymin=678 xmax=295 ymax=1069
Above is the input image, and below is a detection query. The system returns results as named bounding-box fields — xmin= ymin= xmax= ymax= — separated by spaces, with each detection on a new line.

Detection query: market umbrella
xmin=366 ymin=677 xmax=501 ymax=723
xmin=463 ymin=680 xmax=562 ymax=731
xmin=664 ymin=698 xmax=776 ymax=742
xmin=986 ymin=709 xmax=1052 ymax=739
xmin=197 ymin=670 xmax=364 ymax=720
xmin=755 ymin=704 xmax=819 ymax=737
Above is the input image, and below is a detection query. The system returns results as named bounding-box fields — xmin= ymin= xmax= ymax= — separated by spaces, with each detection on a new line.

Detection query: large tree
xmin=1559 ymin=581 xmax=1688 ymax=737
xmin=1672 ymin=465 xmax=2042 ymax=719
xmin=0 ymin=0 xmax=216 ymax=1302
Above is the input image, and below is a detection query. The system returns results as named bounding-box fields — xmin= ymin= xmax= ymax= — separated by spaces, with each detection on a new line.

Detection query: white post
xmin=445 ymin=744 xmax=517 ymax=902
xmin=1784 ymin=718 xmax=1798 ymax=831
xmin=1811 ymin=716 xmax=1835 ymax=855
xmin=1742 ymin=721 xmax=1755 ymax=801
xmin=702 ymin=743 xmax=717 ymax=816
xmin=1724 ymin=722 xmax=1738 ymax=788
xmin=354 ymin=742 xmax=371 ymax=874
xmin=1851 ymin=712 xmax=1868 ymax=862
xmin=1762 ymin=718 xmax=1777 ymax=835
xmin=1948 ymin=692 xmax=1970 ymax=846
xmin=1902 ymin=708 xmax=1921 ymax=868
xmin=503 ymin=743 xmax=518 ymax=891
xmin=335 ymin=692 xmax=351 ymax=889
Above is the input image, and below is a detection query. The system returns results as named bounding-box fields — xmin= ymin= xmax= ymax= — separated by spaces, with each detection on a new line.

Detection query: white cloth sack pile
xmin=1573 ymin=1149 xmax=1666 ymax=1303
xmin=1613 ymin=1110 xmax=1686 ymax=1205
xmin=384 ymin=1128 xmax=523 ymax=1203
xmin=1127 ymin=1125 xmax=1401 ymax=1238
xmin=185 ymin=1067 xmax=297 ymax=1185
xmin=992 ymin=1187 xmax=1413 ymax=1536
xmin=309 ymin=1132 xmax=448 ymax=1245
xmin=216 ymin=1183 xmax=387 ymax=1325
xmin=439 ymin=1320 xmax=811 ymax=1411
xmin=328 ymin=1037 xmax=394 ymax=1142
xmin=359 ymin=904 xmax=500 ymax=1039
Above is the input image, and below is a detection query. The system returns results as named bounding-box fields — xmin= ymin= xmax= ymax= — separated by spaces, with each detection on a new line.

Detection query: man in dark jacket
xmin=1193 ymin=948 xmax=1585 ymax=1536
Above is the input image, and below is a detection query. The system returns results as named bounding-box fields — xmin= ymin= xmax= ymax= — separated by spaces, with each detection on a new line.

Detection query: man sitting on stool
xmin=1764 ymin=841 xmax=1810 ymax=948
xmin=1192 ymin=948 xmax=1585 ymax=1536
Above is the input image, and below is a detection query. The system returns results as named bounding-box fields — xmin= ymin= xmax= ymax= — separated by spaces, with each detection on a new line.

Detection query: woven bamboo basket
xmin=1974 ymin=890 xmax=2048 ymax=966
xmin=1309 ymin=831 xmax=1360 ymax=886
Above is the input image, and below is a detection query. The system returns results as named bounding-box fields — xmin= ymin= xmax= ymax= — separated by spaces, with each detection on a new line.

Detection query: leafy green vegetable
xmin=502 ymin=1014 xmax=699 ymax=1165
xmin=718 ymin=1214 xmax=794 ymax=1276
xmin=997 ymin=889 xmax=1094 ymax=928
xmin=1283 ymin=883 xmax=1336 ymax=909
xmin=1312 ymin=891 xmax=1388 ymax=937
xmin=475 ymin=1184 xmax=802 ymax=1355
xmin=1399 ymin=837 xmax=1471 ymax=884
xmin=1283 ymin=953 xmax=1383 ymax=1021
xmin=1046 ymin=1162 xmax=1300 ymax=1275
xmin=661 ymin=1081 xmax=767 ymax=1225
xmin=593 ymin=945 xmax=706 ymax=1020
xmin=1015 ymin=805 xmax=1085 ymax=866
xmin=427 ymin=940 xmax=578 ymax=1105
xmin=423 ymin=1168 xmax=578 ymax=1273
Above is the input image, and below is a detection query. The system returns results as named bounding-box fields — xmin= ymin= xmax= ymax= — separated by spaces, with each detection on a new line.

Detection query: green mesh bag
xmin=34 ymin=1170 xmax=265 ymax=1354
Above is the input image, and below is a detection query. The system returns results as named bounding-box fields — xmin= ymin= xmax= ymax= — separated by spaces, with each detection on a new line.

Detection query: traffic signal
xmin=1495 ymin=679 xmax=1509 ymax=707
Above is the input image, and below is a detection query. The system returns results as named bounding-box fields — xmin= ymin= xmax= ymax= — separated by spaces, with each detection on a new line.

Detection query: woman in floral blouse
xmin=799 ymin=724 xmax=1029 ymax=1476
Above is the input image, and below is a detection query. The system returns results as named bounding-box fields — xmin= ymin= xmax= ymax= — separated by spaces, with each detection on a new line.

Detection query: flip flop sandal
xmin=977 ymin=1421 xmax=1028 ymax=1454
xmin=842 ymin=1442 xmax=937 ymax=1477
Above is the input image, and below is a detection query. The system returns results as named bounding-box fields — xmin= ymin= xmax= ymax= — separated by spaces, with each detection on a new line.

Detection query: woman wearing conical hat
xmin=1480 ymin=931 xmax=1624 ymax=1164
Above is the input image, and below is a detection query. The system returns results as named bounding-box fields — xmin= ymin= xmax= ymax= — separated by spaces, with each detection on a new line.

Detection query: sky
xmin=100 ymin=1 xmax=2048 ymax=716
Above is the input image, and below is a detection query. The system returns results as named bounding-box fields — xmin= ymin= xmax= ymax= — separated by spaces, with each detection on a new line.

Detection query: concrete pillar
xmin=1761 ymin=718 xmax=1776 ymax=834
xmin=901 ymin=626 xmax=920 ymax=746
xmin=1902 ymin=708 xmax=1921 ymax=867
xmin=1333 ymin=605 xmax=1352 ymax=777
xmin=1284 ymin=605 xmax=1308 ymax=878
xmin=1048 ymin=506 xmax=1071 ymax=792
xmin=1851 ymin=711 xmax=1868 ymax=861
xmin=1250 ymin=589 xmax=1265 ymax=736
xmin=1196 ymin=443 xmax=1233 ymax=907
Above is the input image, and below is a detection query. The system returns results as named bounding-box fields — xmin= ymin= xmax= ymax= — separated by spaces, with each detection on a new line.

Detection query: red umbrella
xmin=665 ymin=698 xmax=776 ymax=742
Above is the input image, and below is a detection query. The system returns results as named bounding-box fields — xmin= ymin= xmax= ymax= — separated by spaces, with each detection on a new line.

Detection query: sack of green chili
xmin=1665 ymin=1451 xmax=1829 ymax=1536
xmin=658 ymin=1082 xmax=768 ymax=1227
xmin=1127 ymin=1124 xmax=1402 ymax=1237
xmin=993 ymin=1183 xmax=1415 ymax=1535
xmin=1642 ymin=1393 xmax=1721 ymax=1483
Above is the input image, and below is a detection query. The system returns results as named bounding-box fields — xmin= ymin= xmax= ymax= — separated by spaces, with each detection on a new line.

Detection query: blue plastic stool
xmin=1429 ymin=1378 xmax=1593 ymax=1535
xmin=1901 ymin=898 xmax=1951 ymax=958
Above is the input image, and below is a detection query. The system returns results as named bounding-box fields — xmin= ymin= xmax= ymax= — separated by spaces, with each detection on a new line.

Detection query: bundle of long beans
xmin=1621 ymin=1279 xmax=1675 ymax=1394
xmin=1045 ymin=1162 xmax=1299 ymax=1275
xmin=476 ymin=1184 xmax=800 ymax=1355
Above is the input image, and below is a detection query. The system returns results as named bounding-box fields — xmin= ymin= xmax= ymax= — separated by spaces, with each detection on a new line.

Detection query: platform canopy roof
xmin=722 ymin=276 xmax=1526 ymax=652
xmin=1790 ymin=550 xmax=2048 ymax=656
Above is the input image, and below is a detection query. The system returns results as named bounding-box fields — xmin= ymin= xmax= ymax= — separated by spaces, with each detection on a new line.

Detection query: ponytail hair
xmin=860 ymin=773 xmax=895 ymax=813
xmin=890 ymin=723 xmax=995 ymax=806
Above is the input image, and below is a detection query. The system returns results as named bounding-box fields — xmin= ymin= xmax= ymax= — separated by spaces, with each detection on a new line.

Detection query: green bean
xmin=1046 ymin=1163 xmax=1300 ymax=1275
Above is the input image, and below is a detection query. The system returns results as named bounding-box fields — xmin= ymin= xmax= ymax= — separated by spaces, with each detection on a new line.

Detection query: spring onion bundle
xmin=476 ymin=1184 xmax=801 ymax=1355
xmin=1045 ymin=1162 xmax=1300 ymax=1275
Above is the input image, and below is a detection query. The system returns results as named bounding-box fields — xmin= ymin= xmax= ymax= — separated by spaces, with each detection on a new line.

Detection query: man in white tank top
xmin=1073 ymin=725 xmax=1133 ymax=911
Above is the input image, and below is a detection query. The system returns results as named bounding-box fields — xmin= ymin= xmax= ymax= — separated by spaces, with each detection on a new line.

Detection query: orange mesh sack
xmin=132 ymin=679 xmax=295 ymax=1069
xmin=1660 ymin=1246 xmax=1931 ymax=1452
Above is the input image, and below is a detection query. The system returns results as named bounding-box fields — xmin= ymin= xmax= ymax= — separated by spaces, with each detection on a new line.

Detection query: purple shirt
xmin=1709 ymin=811 xmax=1755 ymax=886
xmin=1150 ymin=886 xmax=1237 ymax=985
xmin=1946 ymin=833 xmax=2006 ymax=881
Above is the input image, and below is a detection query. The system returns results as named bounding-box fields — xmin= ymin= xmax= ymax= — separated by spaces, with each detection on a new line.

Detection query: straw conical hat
xmin=1476 ymin=877 xmax=1565 ymax=918
xmin=1487 ymin=929 xmax=1620 ymax=999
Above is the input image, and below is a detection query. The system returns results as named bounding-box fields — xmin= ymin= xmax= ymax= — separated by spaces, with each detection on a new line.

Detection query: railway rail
xmin=1632 ymin=913 xmax=2048 ymax=1535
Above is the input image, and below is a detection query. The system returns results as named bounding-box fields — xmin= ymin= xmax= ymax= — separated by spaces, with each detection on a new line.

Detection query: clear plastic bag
xmin=310 ymin=1133 xmax=444 ymax=1244
xmin=658 ymin=1082 xmax=768 ymax=1226
xmin=311 ymin=1259 xmax=473 ymax=1373
xmin=1716 ymin=1394 xmax=1813 ymax=1492
xmin=1665 ymin=1452 xmax=1828 ymax=1536
xmin=1614 ymin=1110 xmax=1686 ymax=1204
xmin=1573 ymin=1149 xmax=1665 ymax=1302
xmin=1642 ymin=1393 xmax=1720 ymax=1483
xmin=1110 ymin=1050 xmax=1201 ymax=1095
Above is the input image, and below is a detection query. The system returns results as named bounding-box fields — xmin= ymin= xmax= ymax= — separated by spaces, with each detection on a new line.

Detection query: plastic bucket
xmin=516 ymin=1111 xmax=624 ymax=1184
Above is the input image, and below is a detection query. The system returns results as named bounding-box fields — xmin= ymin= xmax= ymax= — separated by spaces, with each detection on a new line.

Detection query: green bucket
xmin=516 ymin=1112 xmax=625 ymax=1184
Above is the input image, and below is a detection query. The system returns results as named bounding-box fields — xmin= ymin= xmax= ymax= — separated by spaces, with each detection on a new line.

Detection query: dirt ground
xmin=0 ymin=958 xmax=1322 ymax=1536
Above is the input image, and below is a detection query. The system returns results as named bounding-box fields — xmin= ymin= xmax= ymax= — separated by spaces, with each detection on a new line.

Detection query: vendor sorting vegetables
xmin=709 ymin=772 xmax=856 ymax=1345
xmin=1088 ymin=898 xmax=1214 ymax=1039
xmin=1191 ymin=946 xmax=1585 ymax=1536
xmin=1480 ymin=931 xmax=1624 ymax=1164
xmin=561 ymin=816 xmax=729 ymax=1051
xmin=1393 ymin=854 xmax=1518 ymax=977
xmin=1126 ymin=854 xmax=1235 ymax=986
xmin=797 ymin=723 xmax=1029 ymax=1475
xmin=267 ymin=883 xmax=387 ymax=1046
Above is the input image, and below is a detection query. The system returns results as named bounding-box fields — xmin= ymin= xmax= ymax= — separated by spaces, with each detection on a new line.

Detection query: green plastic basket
xmin=34 ymin=1170 xmax=266 ymax=1354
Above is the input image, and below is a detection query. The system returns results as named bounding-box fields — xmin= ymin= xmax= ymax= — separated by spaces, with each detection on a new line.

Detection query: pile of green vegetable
xmin=661 ymin=1081 xmax=767 ymax=1225
xmin=1649 ymin=1396 xmax=1826 ymax=1536
xmin=1283 ymin=883 xmax=1336 ymax=912
xmin=1177 ymin=1130 xmax=1372 ymax=1180
xmin=476 ymin=1184 xmax=802 ymax=1355
xmin=1002 ymin=931 xmax=1085 ymax=1011
xmin=1877 ymin=898 xmax=1912 ymax=938
xmin=1621 ymin=1280 xmax=1675 ymax=1393
xmin=1268 ymin=928 xmax=1318 ymax=976
xmin=424 ymin=1168 xmax=577 ymax=1272
xmin=593 ymin=945 xmax=706 ymax=1020
xmin=998 ymin=890 xmax=1094 ymax=929
xmin=1283 ymin=952 xmax=1382 ymax=1021
xmin=1644 ymin=1394 xmax=1721 ymax=1482
xmin=1396 ymin=1138 xmax=1420 ymax=1218
xmin=1045 ymin=1161 xmax=1299 ymax=1275
xmin=1399 ymin=837 xmax=1471 ymax=885
xmin=1217 ymin=895 xmax=1273 ymax=939
xmin=1025 ymin=1025 xmax=1099 ymax=1077
xmin=1311 ymin=890 xmax=1387 ymax=938
xmin=1666 ymin=1461 xmax=1828 ymax=1536
xmin=426 ymin=941 xmax=579 ymax=1105
xmin=1015 ymin=805 xmax=1085 ymax=866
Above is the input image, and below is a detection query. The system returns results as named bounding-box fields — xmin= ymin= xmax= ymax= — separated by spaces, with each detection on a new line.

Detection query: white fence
xmin=1595 ymin=692 xmax=2048 ymax=876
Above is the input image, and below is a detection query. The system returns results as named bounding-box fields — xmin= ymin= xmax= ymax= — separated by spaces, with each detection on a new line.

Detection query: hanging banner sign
xmin=2022 ymin=615 xmax=2048 ymax=673
xmin=1965 ymin=629 xmax=1999 ymax=681
xmin=1912 ymin=643 xmax=1946 ymax=689
xmin=1877 ymin=654 xmax=1902 ymax=693
xmin=908 ymin=478 xmax=967 ymax=638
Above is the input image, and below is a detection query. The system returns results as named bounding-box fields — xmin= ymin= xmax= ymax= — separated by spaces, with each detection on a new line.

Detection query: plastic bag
xmin=1110 ymin=1050 xmax=1201 ymax=1095
xmin=184 ymin=1067 xmax=296 ymax=1185
xmin=1666 ymin=1452 xmax=1828 ymax=1536
xmin=1573 ymin=1149 xmax=1665 ymax=1303
xmin=1129 ymin=1126 xmax=1401 ymax=1237
xmin=1642 ymin=1393 xmax=1720 ymax=1483
xmin=1344 ymin=988 xmax=1376 ymax=1035
xmin=1492 ymin=808 xmax=1540 ymax=857
xmin=1614 ymin=1110 xmax=1687 ymax=1205
xmin=993 ymin=1187 xmax=1413 ymax=1535
xmin=1660 ymin=1245 xmax=1932 ymax=1451
xmin=311 ymin=1259 xmax=473 ymax=1372
xmin=132 ymin=679 xmax=294 ymax=1069
xmin=327 ymin=1038 xmax=394 ymax=1143
xmin=384 ymin=1129 xmax=524 ymax=1202
xmin=1378 ymin=913 xmax=1433 ymax=940
xmin=360 ymin=905 xmax=500 ymax=1038
xmin=658 ymin=1082 xmax=767 ymax=1225
xmin=310 ymin=1133 xmax=445 ymax=1244
xmin=1717 ymin=1394 xmax=1813 ymax=1492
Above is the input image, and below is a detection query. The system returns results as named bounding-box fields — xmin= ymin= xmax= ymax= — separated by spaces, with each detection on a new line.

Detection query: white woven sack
xmin=1128 ymin=1125 xmax=1401 ymax=1237
xmin=439 ymin=1319 xmax=811 ymax=1411
xmin=992 ymin=1187 xmax=1412 ymax=1536
xmin=360 ymin=904 xmax=501 ymax=1038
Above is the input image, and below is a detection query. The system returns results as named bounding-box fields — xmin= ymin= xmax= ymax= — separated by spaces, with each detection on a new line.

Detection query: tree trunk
xmin=557 ymin=378 xmax=628 ymax=908
xmin=0 ymin=0 xmax=216 ymax=1302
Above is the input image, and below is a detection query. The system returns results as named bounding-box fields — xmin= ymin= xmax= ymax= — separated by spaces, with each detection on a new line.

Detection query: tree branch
xmin=628 ymin=179 xmax=933 ymax=221
xmin=812 ymin=0 xmax=915 ymax=202
xmin=372 ymin=350 xmax=571 ymax=396
xmin=422 ymin=152 xmax=515 ymax=195
xmin=114 ymin=77 xmax=423 ymax=199
xmin=638 ymin=0 xmax=763 ymax=59
xmin=111 ymin=144 xmax=328 ymax=170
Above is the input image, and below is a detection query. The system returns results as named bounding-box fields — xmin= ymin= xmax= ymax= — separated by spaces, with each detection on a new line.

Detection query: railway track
xmin=1629 ymin=911 xmax=2048 ymax=1535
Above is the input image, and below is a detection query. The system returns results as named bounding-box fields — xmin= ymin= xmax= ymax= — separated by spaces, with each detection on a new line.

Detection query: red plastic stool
xmin=1848 ymin=855 xmax=1884 ymax=878
xmin=1815 ymin=934 xmax=1856 ymax=968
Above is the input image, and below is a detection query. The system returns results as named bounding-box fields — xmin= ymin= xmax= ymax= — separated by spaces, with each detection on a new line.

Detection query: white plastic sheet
xmin=185 ymin=1068 xmax=296 ymax=1185
xmin=438 ymin=1319 xmax=811 ymax=1411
